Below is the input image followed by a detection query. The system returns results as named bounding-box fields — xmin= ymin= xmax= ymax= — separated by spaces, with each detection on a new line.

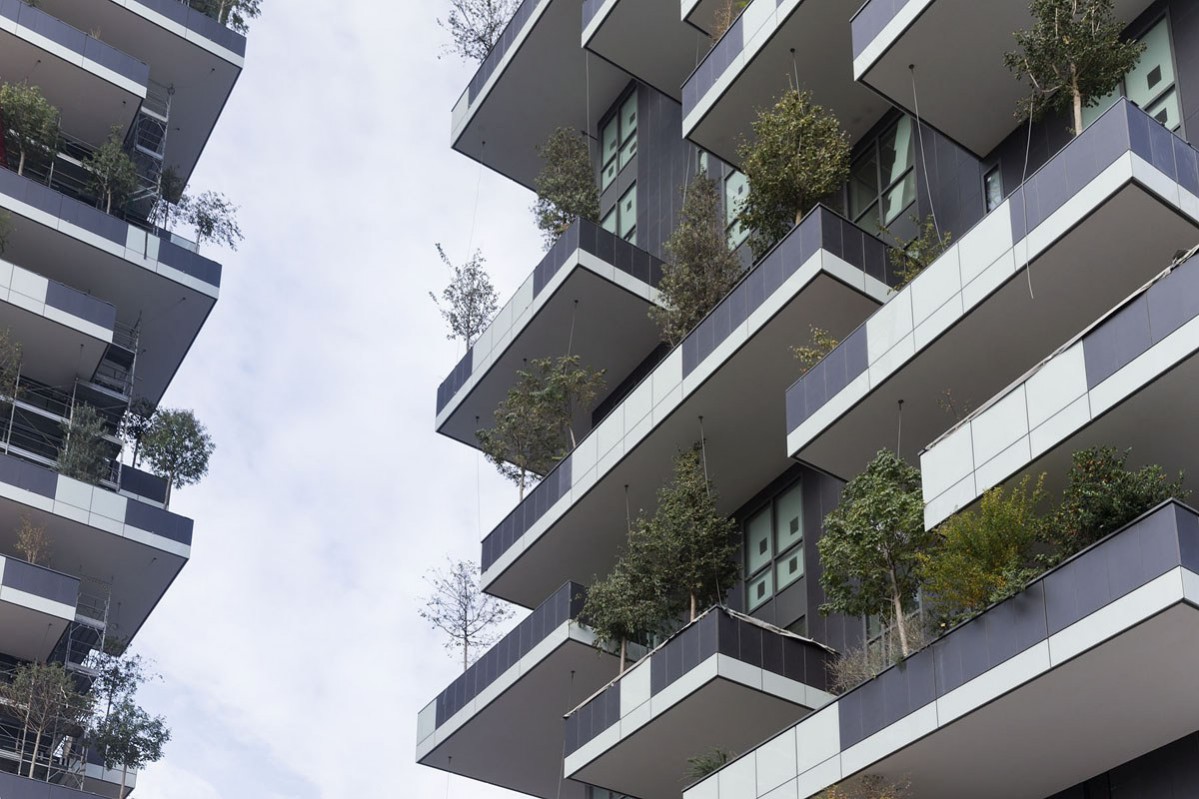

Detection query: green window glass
xmin=747 ymin=570 xmax=774 ymax=612
xmin=849 ymin=117 xmax=916 ymax=230
xmin=775 ymin=483 xmax=803 ymax=554
xmin=725 ymin=169 xmax=749 ymax=248
xmin=619 ymin=183 xmax=637 ymax=243
xmin=1080 ymin=18 xmax=1179 ymax=133
xmin=746 ymin=507 xmax=772 ymax=577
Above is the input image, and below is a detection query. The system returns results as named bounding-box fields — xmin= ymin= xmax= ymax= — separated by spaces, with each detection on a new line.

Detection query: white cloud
xmin=126 ymin=2 xmax=545 ymax=797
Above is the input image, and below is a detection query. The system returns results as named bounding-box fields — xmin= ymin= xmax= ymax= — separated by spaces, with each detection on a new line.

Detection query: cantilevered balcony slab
xmin=785 ymin=101 xmax=1199 ymax=482
xmin=583 ymin=0 xmax=710 ymax=101
xmin=682 ymin=0 xmax=889 ymax=166
xmin=0 ymin=556 xmax=78 ymax=662
xmin=0 ymin=452 xmax=190 ymax=644
xmin=416 ymin=583 xmax=616 ymax=799
xmin=922 ymin=249 xmax=1199 ymax=530
xmin=565 ymin=608 xmax=835 ymax=799
xmin=0 ymin=0 xmax=148 ymax=144
xmin=38 ymin=0 xmax=245 ymax=184
xmin=850 ymin=0 xmax=1153 ymax=156
xmin=450 ymin=0 xmax=629 ymax=189
xmin=685 ymin=501 xmax=1199 ymax=799
xmin=0 ymin=261 xmax=116 ymax=390
xmin=70 ymin=747 xmax=138 ymax=799
xmin=436 ymin=220 xmax=664 ymax=447
xmin=0 ymin=166 xmax=221 ymax=406
xmin=482 ymin=207 xmax=893 ymax=608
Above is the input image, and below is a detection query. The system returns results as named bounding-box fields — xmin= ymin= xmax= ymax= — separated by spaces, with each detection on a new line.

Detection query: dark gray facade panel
xmin=118 ymin=466 xmax=169 ymax=504
xmin=1 ymin=558 xmax=78 ymax=607
xmin=43 ymin=281 xmax=117 ymax=331
xmin=123 ymin=498 xmax=194 ymax=545
xmin=837 ymin=500 xmax=1194 ymax=750
xmin=480 ymin=455 xmax=572 ymax=572
xmin=851 ymin=0 xmax=918 ymax=59
xmin=0 ymin=0 xmax=147 ymax=86
xmin=0 ymin=453 xmax=57 ymax=498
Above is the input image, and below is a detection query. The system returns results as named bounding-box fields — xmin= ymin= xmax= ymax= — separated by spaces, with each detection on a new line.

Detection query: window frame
xmin=743 ymin=477 xmax=806 ymax=612
xmin=1080 ymin=14 xmax=1182 ymax=135
xmin=848 ymin=116 xmax=917 ymax=231
xmin=601 ymin=87 xmax=639 ymax=191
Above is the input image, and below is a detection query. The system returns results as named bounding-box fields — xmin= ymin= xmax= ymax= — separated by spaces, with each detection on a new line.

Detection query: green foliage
xmin=654 ymin=446 xmax=739 ymax=620
xmin=818 ymin=450 xmax=929 ymax=656
xmin=687 ymin=748 xmax=735 ymax=779
xmin=419 ymin=558 xmax=514 ymax=671
xmin=737 ymin=90 xmax=850 ymax=260
xmin=182 ymin=191 xmax=243 ymax=250
xmin=886 ymin=215 xmax=952 ymax=289
xmin=477 ymin=355 xmax=605 ymax=498
xmin=438 ymin=0 xmax=519 ymax=62
xmin=582 ymin=520 xmax=676 ymax=673
xmin=922 ymin=475 xmax=1048 ymax=626
xmin=120 ymin=398 xmax=156 ymax=469
xmin=533 ymin=127 xmax=600 ymax=248
xmin=193 ymin=0 xmax=262 ymax=33
xmin=15 ymin=514 xmax=49 ymax=566
xmin=0 ymin=81 xmax=59 ymax=177
xmin=1004 ymin=0 xmax=1145 ymax=135
xmin=1 ymin=662 xmax=93 ymax=779
xmin=650 ymin=175 xmax=744 ymax=347
xmin=58 ymin=403 xmax=112 ymax=485
xmin=0 ymin=326 xmax=22 ymax=402
xmin=819 ymin=775 xmax=910 ymax=799
xmin=710 ymin=0 xmax=749 ymax=38
xmin=1047 ymin=446 xmax=1187 ymax=562
xmin=141 ymin=408 xmax=215 ymax=506
xmin=85 ymin=126 xmax=139 ymax=215
xmin=431 ymin=244 xmax=498 ymax=346
xmin=792 ymin=326 xmax=839 ymax=375
xmin=92 ymin=698 xmax=170 ymax=796
xmin=0 ymin=209 xmax=11 ymax=256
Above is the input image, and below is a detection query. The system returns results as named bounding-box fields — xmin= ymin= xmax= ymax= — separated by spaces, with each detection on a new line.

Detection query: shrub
xmin=793 ymin=326 xmax=839 ymax=375
xmin=886 ymin=214 xmax=952 ymax=289
xmin=533 ymin=128 xmax=599 ymax=248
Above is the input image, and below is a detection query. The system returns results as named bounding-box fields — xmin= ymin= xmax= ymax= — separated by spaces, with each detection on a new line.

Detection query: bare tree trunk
xmin=1071 ymin=70 xmax=1084 ymax=137
xmin=120 ymin=764 xmax=128 ymax=799
xmin=462 ymin=635 xmax=469 ymax=673
xmin=619 ymin=639 xmax=626 ymax=674
xmin=690 ymin=593 xmax=697 ymax=622
xmin=887 ymin=563 xmax=910 ymax=657
xmin=17 ymin=149 xmax=25 ymax=176
xmin=29 ymin=728 xmax=41 ymax=778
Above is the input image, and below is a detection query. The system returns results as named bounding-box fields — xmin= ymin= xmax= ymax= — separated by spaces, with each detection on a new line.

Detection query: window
xmin=601 ymin=89 xmax=638 ymax=191
xmin=848 ymin=117 xmax=916 ymax=231
xmin=1081 ymin=17 xmax=1179 ymax=132
xmin=725 ymin=169 xmax=749 ymax=248
xmin=984 ymin=165 xmax=1003 ymax=213
xmin=744 ymin=479 xmax=806 ymax=611
xmin=601 ymin=206 xmax=616 ymax=235
xmin=618 ymin=183 xmax=637 ymax=244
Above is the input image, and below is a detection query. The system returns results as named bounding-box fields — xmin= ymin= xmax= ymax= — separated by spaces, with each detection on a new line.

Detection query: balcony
xmin=564 ymin=607 xmax=835 ymax=799
xmin=922 ymin=247 xmax=1199 ymax=529
xmin=37 ymin=0 xmax=246 ymax=184
xmin=0 ymin=0 xmax=148 ymax=145
xmin=0 ymin=451 xmax=190 ymax=644
xmin=785 ymin=100 xmax=1199 ymax=482
xmin=681 ymin=0 xmax=889 ymax=166
xmin=449 ymin=0 xmax=628 ymax=189
xmin=0 ymin=555 xmax=78 ymax=661
xmin=436 ymin=219 xmax=665 ymax=448
xmin=685 ymin=500 xmax=1199 ymax=799
xmin=583 ymin=0 xmax=710 ymax=101
xmin=0 ymin=260 xmax=118 ymax=391
xmin=0 ymin=164 xmax=221 ymax=406
xmin=682 ymin=0 xmax=731 ymax=37
xmin=482 ymin=207 xmax=893 ymax=608
xmin=416 ymin=583 xmax=617 ymax=799
xmin=0 ymin=767 xmax=118 ymax=799
xmin=850 ymin=0 xmax=1155 ymax=156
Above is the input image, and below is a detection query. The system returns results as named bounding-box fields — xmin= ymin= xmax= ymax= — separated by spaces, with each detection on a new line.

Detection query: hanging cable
xmin=791 ymin=48 xmax=799 ymax=93
xmin=465 ymin=143 xmax=485 ymax=257
xmin=1020 ymin=96 xmax=1036 ymax=300
xmin=896 ymin=399 xmax=905 ymax=455
xmin=909 ymin=65 xmax=943 ymax=245
xmin=698 ymin=416 xmax=711 ymax=496
xmin=445 ymin=760 xmax=452 ymax=799
xmin=585 ymin=51 xmax=594 ymax=161
xmin=624 ymin=484 xmax=631 ymax=533
xmin=475 ymin=416 xmax=483 ymax=539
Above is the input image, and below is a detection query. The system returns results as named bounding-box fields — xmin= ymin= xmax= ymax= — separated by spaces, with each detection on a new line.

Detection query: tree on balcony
xmin=818 ymin=450 xmax=930 ymax=657
xmin=140 ymin=408 xmax=215 ymax=507
xmin=0 ymin=210 xmax=11 ymax=256
xmin=885 ymin=214 xmax=953 ymax=289
xmin=1004 ymin=0 xmax=1145 ymax=136
xmin=0 ymin=81 xmax=59 ymax=177
xmin=0 ymin=662 xmax=93 ymax=780
xmin=921 ymin=475 xmax=1048 ymax=627
xmin=192 ymin=0 xmax=263 ymax=34
xmin=793 ymin=326 xmax=839 ymax=375
xmin=583 ymin=518 xmax=675 ymax=674
xmin=738 ymin=90 xmax=850 ymax=260
xmin=1047 ymin=446 xmax=1187 ymax=562
xmin=92 ymin=698 xmax=169 ymax=798
xmin=0 ymin=327 xmax=22 ymax=402
xmin=654 ymin=446 xmax=738 ymax=621
xmin=419 ymin=558 xmax=514 ymax=671
xmin=430 ymin=244 xmax=498 ymax=347
xmin=438 ymin=0 xmax=520 ymax=63
xmin=650 ymin=175 xmax=745 ymax=347
xmin=119 ymin=398 xmax=156 ymax=470
xmin=15 ymin=515 xmax=50 ymax=567
xmin=476 ymin=355 xmax=605 ymax=499
xmin=710 ymin=0 xmax=749 ymax=40
xmin=153 ymin=168 xmax=244 ymax=251
xmin=85 ymin=127 xmax=139 ymax=215
xmin=533 ymin=128 xmax=600 ymax=249
xmin=819 ymin=775 xmax=911 ymax=799
xmin=58 ymin=403 xmax=112 ymax=486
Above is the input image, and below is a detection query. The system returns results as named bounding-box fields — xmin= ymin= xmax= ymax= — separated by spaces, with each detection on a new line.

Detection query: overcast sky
xmin=129 ymin=3 xmax=540 ymax=797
